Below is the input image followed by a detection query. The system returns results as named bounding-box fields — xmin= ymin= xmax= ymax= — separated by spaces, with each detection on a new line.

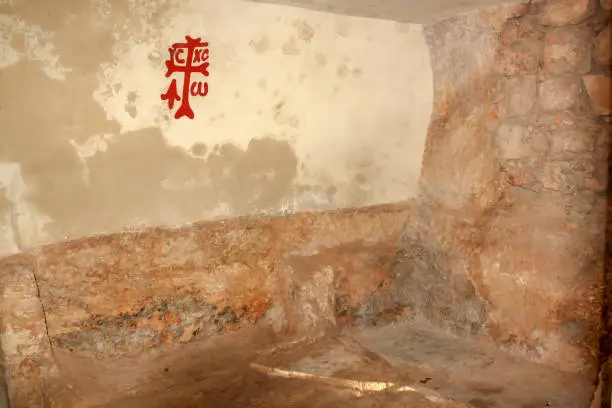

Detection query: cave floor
xmin=55 ymin=322 xmax=593 ymax=408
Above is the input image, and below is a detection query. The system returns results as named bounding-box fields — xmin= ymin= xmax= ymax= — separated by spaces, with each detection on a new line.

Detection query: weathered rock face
xmin=487 ymin=0 xmax=608 ymax=374
xmin=539 ymin=0 xmax=596 ymax=26
xmin=30 ymin=206 xmax=411 ymax=354
xmin=418 ymin=5 xmax=514 ymax=214
xmin=543 ymin=25 xmax=593 ymax=74
xmin=0 ymin=205 xmax=412 ymax=406
xmin=389 ymin=0 xmax=609 ymax=377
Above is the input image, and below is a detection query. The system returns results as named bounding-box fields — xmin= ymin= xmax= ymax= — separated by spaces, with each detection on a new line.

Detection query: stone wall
xmin=485 ymin=0 xmax=609 ymax=374
xmin=370 ymin=0 xmax=610 ymax=376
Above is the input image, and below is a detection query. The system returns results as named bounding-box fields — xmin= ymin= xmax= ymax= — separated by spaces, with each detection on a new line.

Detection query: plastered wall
xmin=0 ymin=0 xmax=433 ymax=256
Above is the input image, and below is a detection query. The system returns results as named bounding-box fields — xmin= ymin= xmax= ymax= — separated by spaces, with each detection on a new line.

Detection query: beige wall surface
xmin=0 ymin=0 xmax=433 ymax=256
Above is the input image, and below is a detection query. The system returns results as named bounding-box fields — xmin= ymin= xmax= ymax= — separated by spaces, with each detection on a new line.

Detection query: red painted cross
xmin=160 ymin=36 xmax=210 ymax=119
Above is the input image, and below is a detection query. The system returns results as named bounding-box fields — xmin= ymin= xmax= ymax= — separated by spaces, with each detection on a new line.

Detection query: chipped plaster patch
xmin=70 ymin=135 xmax=113 ymax=187
xmin=0 ymin=163 xmax=54 ymax=251
xmin=0 ymin=212 xmax=18 ymax=256
xmin=91 ymin=0 xmax=180 ymax=133
xmin=70 ymin=134 xmax=111 ymax=159
xmin=0 ymin=15 xmax=69 ymax=79
xmin=94 ymin=43 xmax=168 ymax=133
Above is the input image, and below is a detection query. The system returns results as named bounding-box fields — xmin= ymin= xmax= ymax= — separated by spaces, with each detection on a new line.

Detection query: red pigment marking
xmin=161 ymin=36 xmax=210 ymax=119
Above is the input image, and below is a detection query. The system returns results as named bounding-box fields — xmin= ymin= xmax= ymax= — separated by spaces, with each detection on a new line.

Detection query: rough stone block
xmin=582 ymin=159 xmax=607 ymax=192
xmin=583 ymin=172 xmax=607 ymax=192
xmin=588 ymin=7 xmax=612 ymax=33
xmin=500 ymin=17 xmax=538 ymax=45
xmin=539 ymin=76 xmax=582 ymax=112
xmin=550 ymin=129 xmax=596 ymax=154
xmin=543 ymin=26 xmax=593 ymax=74
xmin=548 ymin=159 xmax=602 ymax=193
xmin=496 ymin=31 xmax=545 ymax=76
xmin=506 ymin=165 xmax=537 ymax=189
xmin=0 ymin=256 xmax=71 ymax=408
xmin=594 ymin=24 xmax=612 ymax=67
xmin=479 ymin=206 xmax=602 ymax=373
xmin=539 ymin=161 xmax=579 ymax=192
xmin=388 ymin=207 xmax=488 ymax=337
xmin=540 ymin=0 xmax=595 ymax=26
xmin=506 ymin=75 xmax=537 ymax=117
xmin=530 ymin=129 xmax=551 ymax=153
xmin=537 ymin=112 xmax=607 ymax=158
xmin=583 ymin=75 xmax=612 ymax=115
xmin=495 ymin=122 xmax=532 ymax=160
xmin=420 ymin=104 xmax=506 ymax=215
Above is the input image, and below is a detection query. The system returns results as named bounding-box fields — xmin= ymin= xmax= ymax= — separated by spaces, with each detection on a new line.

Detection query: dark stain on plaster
xmin=0 ymin=61 xmax=116 ymax=231
xmin=315 ymin=53 xmax=327 ymax=66
xmin=190 ymin=143 xmax=207 ymax=157
xmin=249 ymin=35 xmax=270 ymax=54
xmin=125 ymin=107 xmax=138 ymax=118
xmin=207 ymin=137 xmax=298 ymax=213
xmin=282 ymin=36 xmax=301 ymax=55
xmin=293 ymin=19 xmax=315 ymax=42
xmin=127 ymin=92 xmax=138 ymax=103
xmin=86 ymin=129 xmax=214 ymax=224
xmin=0 ymin=62 xmax=298 ymax=240
xmin=325 ymin=185 xmax=338 ymax=198
xmin=337 ymin=63 xmax=349 ymax=78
